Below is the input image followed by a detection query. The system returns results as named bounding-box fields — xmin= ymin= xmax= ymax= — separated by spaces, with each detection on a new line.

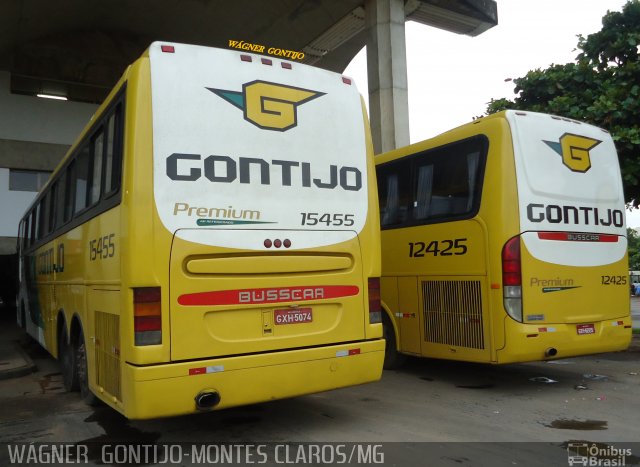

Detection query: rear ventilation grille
xmin=422 ymin=280 xmax=484 ymax=349
xmin=95 ymin=311 xmax=121 ymax=400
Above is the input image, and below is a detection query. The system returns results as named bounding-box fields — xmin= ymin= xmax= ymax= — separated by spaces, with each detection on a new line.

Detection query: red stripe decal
xmin=178 ymin=285 xmax=360 ymax=306
xmin=537 ymin=232 xmax=618 ymax=242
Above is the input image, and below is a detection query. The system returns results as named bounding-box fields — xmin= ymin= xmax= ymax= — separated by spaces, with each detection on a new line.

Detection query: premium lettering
xmin=173 ymin=202 xmax=260 ymax=220
xmin=166 ymin=153 xmax=362 ymax=191
xmin=526 ymin=203 xmax=623 ymax=227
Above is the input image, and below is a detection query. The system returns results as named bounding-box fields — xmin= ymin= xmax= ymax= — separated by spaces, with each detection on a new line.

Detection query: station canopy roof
xmin=0 ymin=0 xmax=497 ymax=103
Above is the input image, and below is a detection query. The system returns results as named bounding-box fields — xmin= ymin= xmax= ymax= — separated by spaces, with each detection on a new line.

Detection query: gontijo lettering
xmin=527 ymin=203 xmax=624 ymax=227
xmin=166 ymin=154 xmax=362 ymax=191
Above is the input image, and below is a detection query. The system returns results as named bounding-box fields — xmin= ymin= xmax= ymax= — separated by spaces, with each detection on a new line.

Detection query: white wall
xmin=0 ymin=71 xmax=98 ymax=247
xmin=0 ymin=71 xmax=97 ymax=145
xmin=0 ymin=168 xmax=37 ymax=237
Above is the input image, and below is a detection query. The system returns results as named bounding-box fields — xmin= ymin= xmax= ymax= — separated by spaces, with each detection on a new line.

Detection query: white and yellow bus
xmin=376 ymin=110 xmax=632 ymax=366
xmin=16 ymin=42 xmax=384 ymax=419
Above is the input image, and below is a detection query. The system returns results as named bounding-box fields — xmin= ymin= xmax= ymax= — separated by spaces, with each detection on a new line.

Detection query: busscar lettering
xmin=166 ymin=153 xmax=362 ymax=191
xmin=526 ymin=203 xmax=624 ymax=227
xmin=238 ymin=288 xmax=325 ymax=303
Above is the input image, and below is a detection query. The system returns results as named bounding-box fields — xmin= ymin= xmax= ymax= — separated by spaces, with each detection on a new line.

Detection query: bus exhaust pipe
xmin=195 ymin=391 xmax=221 ymax=410
xmin=545 ymin=348 xmax=558 ymax=358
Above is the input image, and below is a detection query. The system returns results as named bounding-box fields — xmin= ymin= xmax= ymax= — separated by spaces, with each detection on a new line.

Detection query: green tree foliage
xmin=486 ymin=1 xmax=640 ymax=206
xmin=627 ymin=227 xmax=640 ymax=270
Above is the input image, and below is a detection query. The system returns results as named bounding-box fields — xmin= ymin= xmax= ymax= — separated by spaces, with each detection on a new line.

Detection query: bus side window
xmin=64 ymin=162 xmax=75 ymax=222
xmin=378 ymin=159 xmax=411 ymax=227
xmin=413 ymin=164 xmax=433 ymax=220
xmin=90 ymin=129 xmax=104 ymax=206
xmin=48 ymin=183 xmax=57 ymax=235
xmin=31 ymin=206 xmax=39 ymax=244
xmin=424 ymin=140 xmax=485 ymax=220
xmin=22 ymin=217 xmax=29 ymax=249
xmin=104 ymin=104 xmax=122 ymax=197
xmin=74 ymin=145 xmax=91 ymax=214
xmin=55 ymin=170 xmax=67 ymax=228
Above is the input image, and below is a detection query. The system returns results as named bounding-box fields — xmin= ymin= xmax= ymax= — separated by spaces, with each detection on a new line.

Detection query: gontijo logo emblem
xmin=207 ymin=80 xmax=324 ymax=131
xmin=543 ymin=133 xmax=601 ymax=173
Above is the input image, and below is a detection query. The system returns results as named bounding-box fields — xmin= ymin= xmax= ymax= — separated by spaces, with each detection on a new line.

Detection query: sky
xmin=343 ymin=0 xmax=640 ymax=227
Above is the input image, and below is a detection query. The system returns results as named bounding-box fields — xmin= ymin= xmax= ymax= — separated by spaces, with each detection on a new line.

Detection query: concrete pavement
xmin=0 ymin=301 xmax=637 ymax=381
xmin=0 ymin=312 xmax=36 ymax=380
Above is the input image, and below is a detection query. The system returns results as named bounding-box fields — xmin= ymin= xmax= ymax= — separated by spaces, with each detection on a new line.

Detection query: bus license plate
xmin=577 ymin=324 xmax=595 ymax=335
xmin=274 ymin=308 xmax=312 ymax=325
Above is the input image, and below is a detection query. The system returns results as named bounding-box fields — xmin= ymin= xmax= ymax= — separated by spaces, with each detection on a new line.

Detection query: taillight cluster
xmin=502 ymin=237 xmax=523 ymax=322
xmin=134 ymin=287 xmax=162 ymax=345
xmin=368 ymin=278 xmax=382 ymax=324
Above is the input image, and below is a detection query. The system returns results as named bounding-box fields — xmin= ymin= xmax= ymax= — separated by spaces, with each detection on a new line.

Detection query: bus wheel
xmin=382 ymin=314 xmax=405 ymax=370
xmin=60 ymin=327 xmax=79 ymax=392
xmin=76 ymin=332 xmax=100 ymax=406
xmin=19 ymin=304 xmax=26 ymax=330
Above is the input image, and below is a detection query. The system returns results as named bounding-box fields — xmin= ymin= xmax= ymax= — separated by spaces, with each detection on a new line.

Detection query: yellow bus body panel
xmin=121 ymin=339 xmax=384 ymax=419
xmin=377 ymin=111 xmax=631 ymax=364
xmin=19 ymin=44 xmax=383 ymax=419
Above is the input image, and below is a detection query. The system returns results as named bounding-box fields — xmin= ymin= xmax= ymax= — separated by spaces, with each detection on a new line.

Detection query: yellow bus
xmin=16 ymin=42 xmax=384 ymax=419
xmin=376 ymin=110 xmax=632 ymax=366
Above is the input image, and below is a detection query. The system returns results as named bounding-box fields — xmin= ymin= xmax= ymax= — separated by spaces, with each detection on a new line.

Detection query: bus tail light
xmin=502 ymin=237 xmax=523 ymax=322
xmin=134 ymin=287 xmax=162 ymax=345
xmin=368 ymin=278 xmax=382 ymax=324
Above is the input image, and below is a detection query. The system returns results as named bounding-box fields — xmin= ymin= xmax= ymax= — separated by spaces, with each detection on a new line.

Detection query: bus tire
xmin=382 ymin=314 xmax=405 ymax=370
xmin=60 ymin=326 xmax=79 ymax=392
xmin=19 ymin=304 xmax=26 ymax=330
xmin=77 ymin=331 xmax=100 ymax=407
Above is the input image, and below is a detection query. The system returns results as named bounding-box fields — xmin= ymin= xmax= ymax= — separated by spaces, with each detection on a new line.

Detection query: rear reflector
xmin=134 ymin=287 xmax=161 ymax=345
xmin=161 ymin=45 xmax=175 ymax=53
xmin=240 ymin=54 xmax=252 ymax=62
xmin=342 ymin=77 xmax=352 ymax=85
xmin=368 ymin=278 xmax=381 ymax=324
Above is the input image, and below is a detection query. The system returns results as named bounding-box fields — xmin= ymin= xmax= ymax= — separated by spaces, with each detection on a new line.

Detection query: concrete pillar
xmin=365 ymin=0 xmax=410 ymax=154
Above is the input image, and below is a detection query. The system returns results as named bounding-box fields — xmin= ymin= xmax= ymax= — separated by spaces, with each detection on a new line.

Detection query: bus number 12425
xmin=408 ymin=239 xmax=468 ymax=257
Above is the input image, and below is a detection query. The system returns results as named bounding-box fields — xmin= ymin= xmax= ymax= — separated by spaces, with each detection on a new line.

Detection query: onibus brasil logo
xmin=543 ymin=133 xmax=602 ymax=173
xmin=207 ymin=80 xmax=324 ymax=131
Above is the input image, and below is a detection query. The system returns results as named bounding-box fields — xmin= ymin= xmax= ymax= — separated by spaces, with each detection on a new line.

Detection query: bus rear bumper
xmin=119 ymin=339 xmax=384 ymax=419
xmin=497 ymin=316 xmax=633 ymax=364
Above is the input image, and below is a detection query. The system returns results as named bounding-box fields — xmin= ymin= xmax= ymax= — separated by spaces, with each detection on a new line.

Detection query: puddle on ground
xmin=222 ymin=415 xmax=262 ymax=425
xmin=546 ymin=419 xmax=607 ymax=430
xmin=582 ymin=374 xmax=609 ymax=381
xmin=37 ymin=372 xmax=62 ymax=394
xmin=455 ymin=384 xmax=494 ymax=389
xmin=78 ymin=406 xmax=161 ymax=465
